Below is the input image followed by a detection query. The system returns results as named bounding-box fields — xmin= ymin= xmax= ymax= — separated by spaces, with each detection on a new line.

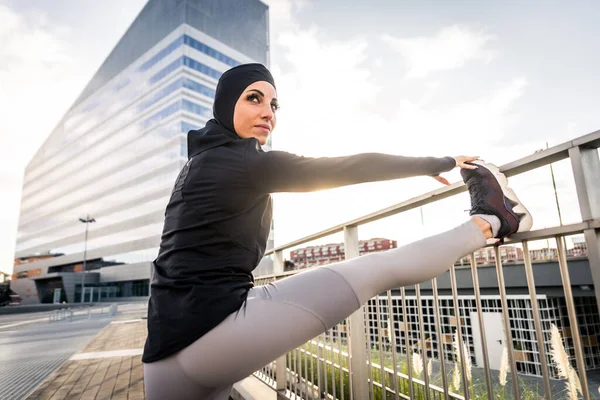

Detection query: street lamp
xmin=79 ymin=215 xmax=96 ymax=303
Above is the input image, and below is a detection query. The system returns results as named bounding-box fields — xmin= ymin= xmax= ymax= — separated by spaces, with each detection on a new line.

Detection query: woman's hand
xmin=432 ymin=156 xmax=479 ymax=186
xmin=453 ymin=155 xmax=479 ymax=170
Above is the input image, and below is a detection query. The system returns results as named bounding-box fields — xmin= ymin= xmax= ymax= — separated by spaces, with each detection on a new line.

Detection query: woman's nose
xmin=261 ymin=105 xmax=274 ymax=120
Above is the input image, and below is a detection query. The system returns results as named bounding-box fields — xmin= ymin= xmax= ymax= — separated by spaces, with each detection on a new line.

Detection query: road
xmin=0 ymin=307 xmax=118 ymax=400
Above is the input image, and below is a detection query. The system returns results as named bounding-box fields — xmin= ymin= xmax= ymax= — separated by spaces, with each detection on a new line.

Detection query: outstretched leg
xmin=172 ymin=219 xmax=489 ymax=392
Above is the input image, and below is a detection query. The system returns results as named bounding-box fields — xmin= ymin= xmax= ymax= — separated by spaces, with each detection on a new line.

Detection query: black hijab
xmin=187 ymin=63 xmax=276 ymax=158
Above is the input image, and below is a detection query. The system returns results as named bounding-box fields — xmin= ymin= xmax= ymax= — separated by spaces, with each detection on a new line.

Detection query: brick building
xmin=288 ymin=238 xmax=397 ymax=270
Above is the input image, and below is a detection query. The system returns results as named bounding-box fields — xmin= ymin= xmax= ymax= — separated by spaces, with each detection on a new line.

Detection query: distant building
xmin=289 ymin=238 xmax=398 ymax=270
xmin=530 ymin=247 xmax=559 ymax=261
xmin=13 ymin=253 xmax=64 ymax=267
xmin=455 ymin=237 xmax=588 ymax=267
xmin=456 ymin=245 xmax=524 ymax=266
xmin=570 ymin=236 xmax=588 ymax=257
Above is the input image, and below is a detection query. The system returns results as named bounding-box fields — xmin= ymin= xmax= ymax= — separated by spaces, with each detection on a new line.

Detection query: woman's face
xmin=233 ymin=80 xmax=279 ymax=145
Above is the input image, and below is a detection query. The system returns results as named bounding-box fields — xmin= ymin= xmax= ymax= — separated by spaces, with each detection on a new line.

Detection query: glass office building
xmin=12 ymin=0 xmax=271 ymax=304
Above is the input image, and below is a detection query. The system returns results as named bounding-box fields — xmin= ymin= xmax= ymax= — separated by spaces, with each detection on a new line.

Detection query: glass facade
xmin=12 ymin=0 xmax=269 ymax=304
xmin=75 ymin=279 xmax=150 ymax=301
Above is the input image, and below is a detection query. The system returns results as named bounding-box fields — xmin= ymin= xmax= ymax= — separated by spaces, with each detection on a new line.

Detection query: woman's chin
xmin=256 ymin=135 xmax=269 ymax=146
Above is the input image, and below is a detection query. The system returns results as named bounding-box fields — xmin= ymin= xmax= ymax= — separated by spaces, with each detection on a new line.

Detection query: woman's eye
xmin=271 ymin=103 xmax=280 ymax=112
xmin=247 ymin=94 xmax=260 ymax=103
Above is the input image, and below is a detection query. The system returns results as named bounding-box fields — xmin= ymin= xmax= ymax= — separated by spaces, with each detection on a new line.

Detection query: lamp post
xmin=79 ymin=215 xmax=96 ymax=303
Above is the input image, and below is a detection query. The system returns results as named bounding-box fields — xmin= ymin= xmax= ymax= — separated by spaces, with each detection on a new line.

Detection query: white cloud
xmin=260 ymin=0 xmax=309 ymax=31
xmin=382 ymin=25 xmax=496 ymax=79
xmin=0 ymin=3 xmax=87 ymax=273
xmin=273 ymin=29 xmax=379 ymax=156
xmin=567 ymin=122 xmax=579 ymax=139
xmin=387 ymin=77 xmax=529 ymax=157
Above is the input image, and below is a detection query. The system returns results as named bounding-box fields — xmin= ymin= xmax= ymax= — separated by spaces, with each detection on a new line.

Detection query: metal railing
xmin=253 ymin=130 xmax=600 ymax=400
xmin=48 ymin=308 xmax=74 ymax=322
xmin=47 ymin=303 xmax=119 ymax=323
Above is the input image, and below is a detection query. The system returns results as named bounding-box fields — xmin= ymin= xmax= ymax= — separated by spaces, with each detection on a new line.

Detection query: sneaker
xmin=461 ymin=160 xmax=533 ymax=243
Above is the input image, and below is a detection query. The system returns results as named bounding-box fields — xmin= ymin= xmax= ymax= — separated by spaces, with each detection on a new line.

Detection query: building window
xmin=140 ymin=36 xmax=184 ymax=72
xmin=75 ymin=279 xmax=150 ymax=301
xmin=181 ymin=121 xmax=198 ymax=133
xmin=182 ymin=99 xmax=211 ymax=118
xmin=183 ymin=35 xmax=240 ymax=67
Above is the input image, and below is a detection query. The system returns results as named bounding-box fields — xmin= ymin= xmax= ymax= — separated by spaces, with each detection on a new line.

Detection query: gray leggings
xmin=144 ymin=220 xmax=486 ymax=399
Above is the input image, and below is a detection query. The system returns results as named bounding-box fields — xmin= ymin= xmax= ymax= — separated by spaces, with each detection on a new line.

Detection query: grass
xmin=273 ymin=336 xmax=600 ymax=400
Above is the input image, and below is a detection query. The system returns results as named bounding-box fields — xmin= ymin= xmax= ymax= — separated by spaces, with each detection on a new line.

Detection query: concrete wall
xmin=401 ymin=258 xmax=592 ymax=296
xmin=59 ymin=272 xmax=100 ymax=303
xmin=100 ymin=262 xmax=152 ymax=283
xmin=98 ymin=296 xmax=148 ymax=303
xmin=10 ymin=278 xmax=38 ymax=305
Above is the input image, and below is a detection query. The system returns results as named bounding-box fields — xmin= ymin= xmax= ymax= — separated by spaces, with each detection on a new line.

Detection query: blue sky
xmin=0 ymin=0 xmax=598 ymax=272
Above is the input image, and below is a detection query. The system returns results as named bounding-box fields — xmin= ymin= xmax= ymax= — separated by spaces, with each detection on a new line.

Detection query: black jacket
xmin=142 ymin=122 xmax=456 ymax=363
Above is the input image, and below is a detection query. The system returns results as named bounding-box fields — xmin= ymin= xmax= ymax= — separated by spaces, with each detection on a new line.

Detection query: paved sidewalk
xmin=26 ymin=304 xmax=274 ymax=400
xmin=27 ymin=314 xmax=148 ymax=400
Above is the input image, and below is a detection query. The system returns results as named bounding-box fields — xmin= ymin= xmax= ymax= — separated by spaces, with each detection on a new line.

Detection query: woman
xmin=143 ymin=63 xmax=531 ymax=399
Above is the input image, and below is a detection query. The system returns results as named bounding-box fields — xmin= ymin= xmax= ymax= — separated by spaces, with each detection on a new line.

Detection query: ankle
xmin=472 ymin=216 xmax=493 ymax=239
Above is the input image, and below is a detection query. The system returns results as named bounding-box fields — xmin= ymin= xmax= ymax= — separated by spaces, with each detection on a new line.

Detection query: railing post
xmin=273 ymin=249 xmax=284 ymax=276
xmin=344 ymin=225 xmax=369 ymax=400
xmin=569 ymin=145 xmax=600 ymax=308
xmin=273 ymin=249 xmax=287 ymax=393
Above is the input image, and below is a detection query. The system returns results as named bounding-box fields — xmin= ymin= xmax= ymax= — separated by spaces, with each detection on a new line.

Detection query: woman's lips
xmin=255 ymin=125 xmax=270 ymax=133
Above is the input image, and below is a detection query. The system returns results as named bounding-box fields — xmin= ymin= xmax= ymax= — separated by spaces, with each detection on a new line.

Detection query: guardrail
xmin=47 ymin=303 xmax=118 ymax=323
xmin=253 ymin=130 xmax=600 ymax=399
xmin=48 ymin=308 xmax=74 ymax=322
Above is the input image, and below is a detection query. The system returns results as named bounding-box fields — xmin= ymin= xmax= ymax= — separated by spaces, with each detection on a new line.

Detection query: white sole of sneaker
xmin=471 ymin=160 xmax=533 ymax=233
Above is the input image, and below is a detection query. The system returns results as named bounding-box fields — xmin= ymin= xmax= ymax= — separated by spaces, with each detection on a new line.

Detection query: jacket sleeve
xmin=244 ymin=139 xmax=456 ymax=193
